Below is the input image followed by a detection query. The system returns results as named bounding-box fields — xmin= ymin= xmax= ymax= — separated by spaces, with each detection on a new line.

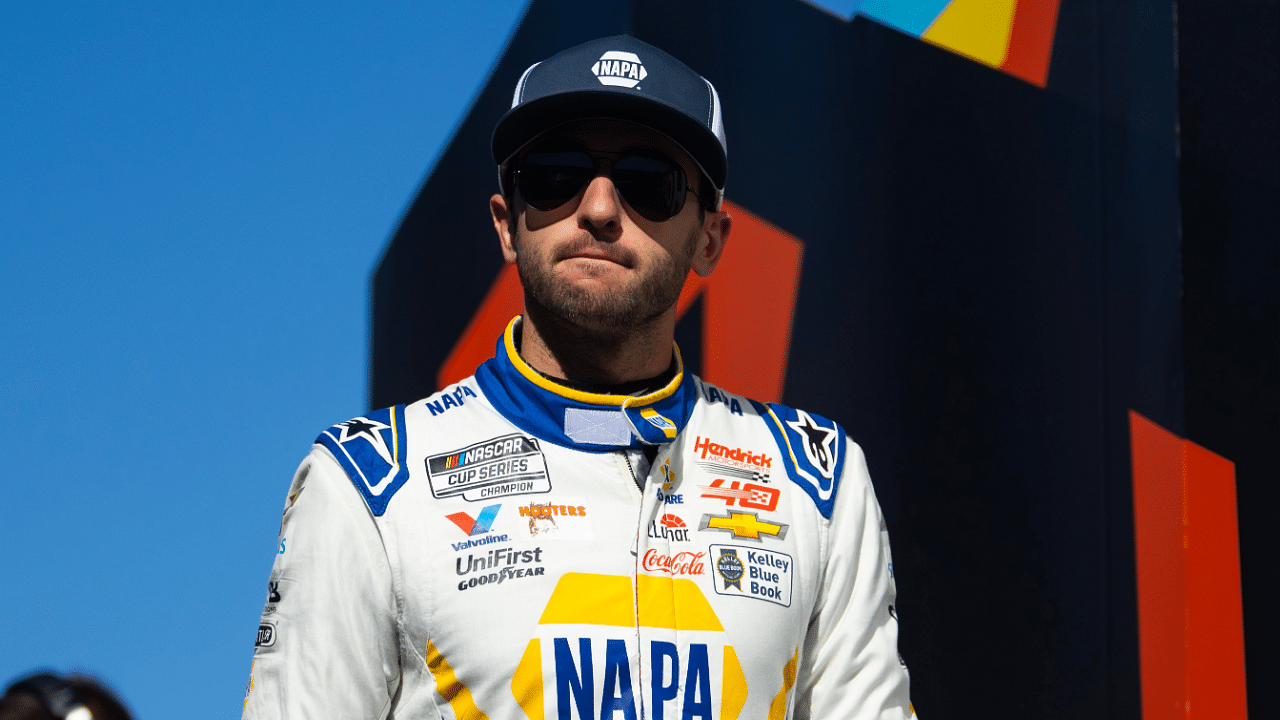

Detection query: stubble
xmin=513 ymin=222 xmax=700 ymax=337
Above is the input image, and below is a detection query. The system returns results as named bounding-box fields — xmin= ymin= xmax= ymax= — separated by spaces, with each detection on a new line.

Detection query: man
xmin=243 ymin=35 xmax=915 ymax=719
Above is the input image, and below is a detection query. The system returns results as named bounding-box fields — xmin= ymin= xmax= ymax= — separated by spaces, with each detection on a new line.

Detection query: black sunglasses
xmin=512 ymin=150 xmax=701 ymax=222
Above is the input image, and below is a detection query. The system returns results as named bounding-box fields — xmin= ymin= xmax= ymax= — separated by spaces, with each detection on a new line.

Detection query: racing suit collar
xmin=474 ymin=316 xmax=698 ymax=451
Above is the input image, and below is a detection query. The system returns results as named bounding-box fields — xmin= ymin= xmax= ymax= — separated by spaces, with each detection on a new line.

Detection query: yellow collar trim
xmin=502 ymin=316 xmax=685 ymax=407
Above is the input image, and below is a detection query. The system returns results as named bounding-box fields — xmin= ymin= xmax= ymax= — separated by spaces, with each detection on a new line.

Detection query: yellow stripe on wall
xmin=426 ymin=639 xmax=491 ymax=720
xmin=922 ymin=0 xmax=1018 ymax=68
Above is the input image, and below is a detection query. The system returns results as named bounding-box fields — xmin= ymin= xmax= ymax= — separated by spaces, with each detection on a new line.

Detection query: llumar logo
xmin=592 ymin=51 xmax=646 ymax=88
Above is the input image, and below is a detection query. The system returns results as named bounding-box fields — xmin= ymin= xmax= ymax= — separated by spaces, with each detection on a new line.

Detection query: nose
xmin=577 ymin=173 xmax=623 ymax=237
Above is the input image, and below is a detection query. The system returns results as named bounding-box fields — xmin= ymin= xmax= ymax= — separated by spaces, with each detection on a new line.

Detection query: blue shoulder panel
xmin=315 ymin=405 xmax=410 ymax=517
xmin=751 ymin=400 xmax=846 ymax=519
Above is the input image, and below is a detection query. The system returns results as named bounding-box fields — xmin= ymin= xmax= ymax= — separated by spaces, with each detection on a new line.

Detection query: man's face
xmin=491 ymin=120 xmax=721 ymax=337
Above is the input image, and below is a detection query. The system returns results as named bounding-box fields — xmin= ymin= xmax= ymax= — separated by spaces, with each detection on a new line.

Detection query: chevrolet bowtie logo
xmin=699 ymin=511 xmax=789 ymax=541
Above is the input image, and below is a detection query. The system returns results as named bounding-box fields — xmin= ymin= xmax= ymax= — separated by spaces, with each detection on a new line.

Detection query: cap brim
xmin=492 ymin=90 xmax=727 ymax=190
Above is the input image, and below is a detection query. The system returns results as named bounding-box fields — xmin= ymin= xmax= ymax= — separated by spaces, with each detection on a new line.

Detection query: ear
xmin=690 ymin=209 xmax=732 ymax=277
xmin=491 ymin=193 xmax=518 ymax=263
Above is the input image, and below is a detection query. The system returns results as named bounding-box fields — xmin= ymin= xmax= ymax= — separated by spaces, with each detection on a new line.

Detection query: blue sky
xmin=0 ymin=1 xmax=872 ymax=716
xmin=0 ymin=2 xmax=529 ymax=715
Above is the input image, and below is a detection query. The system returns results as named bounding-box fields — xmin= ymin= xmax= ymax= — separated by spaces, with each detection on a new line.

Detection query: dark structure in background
xmin=371 ymin=0 xmax=1277 ymax=716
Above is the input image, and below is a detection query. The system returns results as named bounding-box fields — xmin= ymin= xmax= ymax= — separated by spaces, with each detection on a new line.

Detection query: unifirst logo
xmin=592 ymin=51 xmax=647 ymax=88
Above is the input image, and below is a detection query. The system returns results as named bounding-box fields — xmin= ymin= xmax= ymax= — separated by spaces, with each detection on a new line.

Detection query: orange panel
xmin=1183 ymin=441 xmax=1248 ymax=718
xmin=1001 ymin=0 xmax=1061 ymax=87
xmin=699 ymin=200 xmax=804 ymax=403
xmin=1130 ymin=410 xmax=1188 ymax=720
xmin=1129 ymin=411 xmax=1248 ymax=720
xmin=437 ymin=263 xmax=523 ymax=389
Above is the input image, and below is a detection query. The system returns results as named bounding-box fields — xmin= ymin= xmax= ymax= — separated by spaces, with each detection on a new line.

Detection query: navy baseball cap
xmin=492 ymin=35 xmax=727 ymax=200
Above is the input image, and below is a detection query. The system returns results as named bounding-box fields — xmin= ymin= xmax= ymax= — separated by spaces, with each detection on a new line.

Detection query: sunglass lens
xmin=516 ymin=152 xmax=594 ymax=211
xmin=613 ymin=155 xmax=686 ymax=222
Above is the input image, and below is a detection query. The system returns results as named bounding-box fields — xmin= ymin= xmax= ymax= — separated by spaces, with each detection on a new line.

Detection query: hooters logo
xmin=642 ymin=549 xmax=707 ymax=577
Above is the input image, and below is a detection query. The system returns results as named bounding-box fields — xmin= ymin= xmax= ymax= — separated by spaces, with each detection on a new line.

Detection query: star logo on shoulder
xmin=337 ymin=416 xmax=394 ymax=464
xmin=786 ymin=409 xmax=837 ymax=480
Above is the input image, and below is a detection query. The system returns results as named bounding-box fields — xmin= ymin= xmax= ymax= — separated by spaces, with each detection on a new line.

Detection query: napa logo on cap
xmin=592 ymin=51 xmax=647 ymax=88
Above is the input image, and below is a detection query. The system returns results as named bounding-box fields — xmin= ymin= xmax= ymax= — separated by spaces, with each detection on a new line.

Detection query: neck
xmin=518 ymin=300 xmax=678 ymax=385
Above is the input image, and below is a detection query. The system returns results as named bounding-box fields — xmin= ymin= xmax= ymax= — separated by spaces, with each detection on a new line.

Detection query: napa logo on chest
xmin=425 ymin=433 xmax=551 ymax=501
xmin=510 ymin=573 xmax=757 ymax=720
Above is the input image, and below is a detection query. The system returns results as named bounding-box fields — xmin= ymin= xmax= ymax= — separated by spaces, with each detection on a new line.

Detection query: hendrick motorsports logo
xmin=592 ymin=51 xmax=646 ymax=88
xmin=426 ymin=434 xmax=551 ymax=501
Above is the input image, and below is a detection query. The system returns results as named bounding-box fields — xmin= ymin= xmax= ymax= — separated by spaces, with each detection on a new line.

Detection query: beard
xmin=513 ymin=224 xmax=698 ymax=336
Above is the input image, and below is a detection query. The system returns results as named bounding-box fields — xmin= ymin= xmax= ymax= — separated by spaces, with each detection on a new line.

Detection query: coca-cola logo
xmin=642 ymin=549 xmax=706 ymax=576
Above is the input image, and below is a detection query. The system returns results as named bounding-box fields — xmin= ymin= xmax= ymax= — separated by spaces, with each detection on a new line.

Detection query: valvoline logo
xmin=592 ymin=51 xmax=647 ymax=88
xmin=446 ymin=504 xmax=500 ymax=536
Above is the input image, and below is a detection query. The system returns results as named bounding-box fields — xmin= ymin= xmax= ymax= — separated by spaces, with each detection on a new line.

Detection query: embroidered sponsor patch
xmin=425 ymin=434 xmax=551 ymax=501
xmin=647 ymin=513 xmax=691 ymax=542
xmin=641 ymin=548 xmax=706 ymax=577
xmin=510 ymin=496 xmax=595 ymax=541
xmin=256 ymin=622 xmax=277 ymax=649
xmin=710 ymin=544 xmax=793 ymax=607
xmin=699 ymin=479 xmax=780 ymax=512
xmin=691 ymin=435 xmax=773 ymax=482
xmin=698 ymin=511 xmax=789 ymax=542
xmin=454 ymin=546 xmax=547 ymax=592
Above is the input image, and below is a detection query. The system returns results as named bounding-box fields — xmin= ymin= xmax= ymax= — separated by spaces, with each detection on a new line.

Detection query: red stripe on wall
xmin=1002 ymin=0 xmax=1061 ymax=87
xmin=1130 ymin=411 xmax=1187 ymax=720
xmin=438 ymin=263 xmax=523 ymax=390
xmin=1183 ymin=441 xmax=1248 ymax=718
xmin=1129 ymin=411 xmax=1248 ymax=720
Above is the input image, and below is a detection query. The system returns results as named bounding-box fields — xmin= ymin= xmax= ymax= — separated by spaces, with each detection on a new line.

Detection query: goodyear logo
xmin=455 ymin=546 xmax=546 ymax=592
xmin=592 ymin=50 xmax=647 ymax=88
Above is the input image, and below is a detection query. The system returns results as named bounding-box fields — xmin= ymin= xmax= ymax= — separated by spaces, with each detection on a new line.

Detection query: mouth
xmin=557 ymin=241 xmax=634 ymax=268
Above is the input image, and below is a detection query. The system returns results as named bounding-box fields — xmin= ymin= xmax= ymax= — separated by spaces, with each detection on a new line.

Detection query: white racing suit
xmin=243 ymin=318 xmax=915 ymax=719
